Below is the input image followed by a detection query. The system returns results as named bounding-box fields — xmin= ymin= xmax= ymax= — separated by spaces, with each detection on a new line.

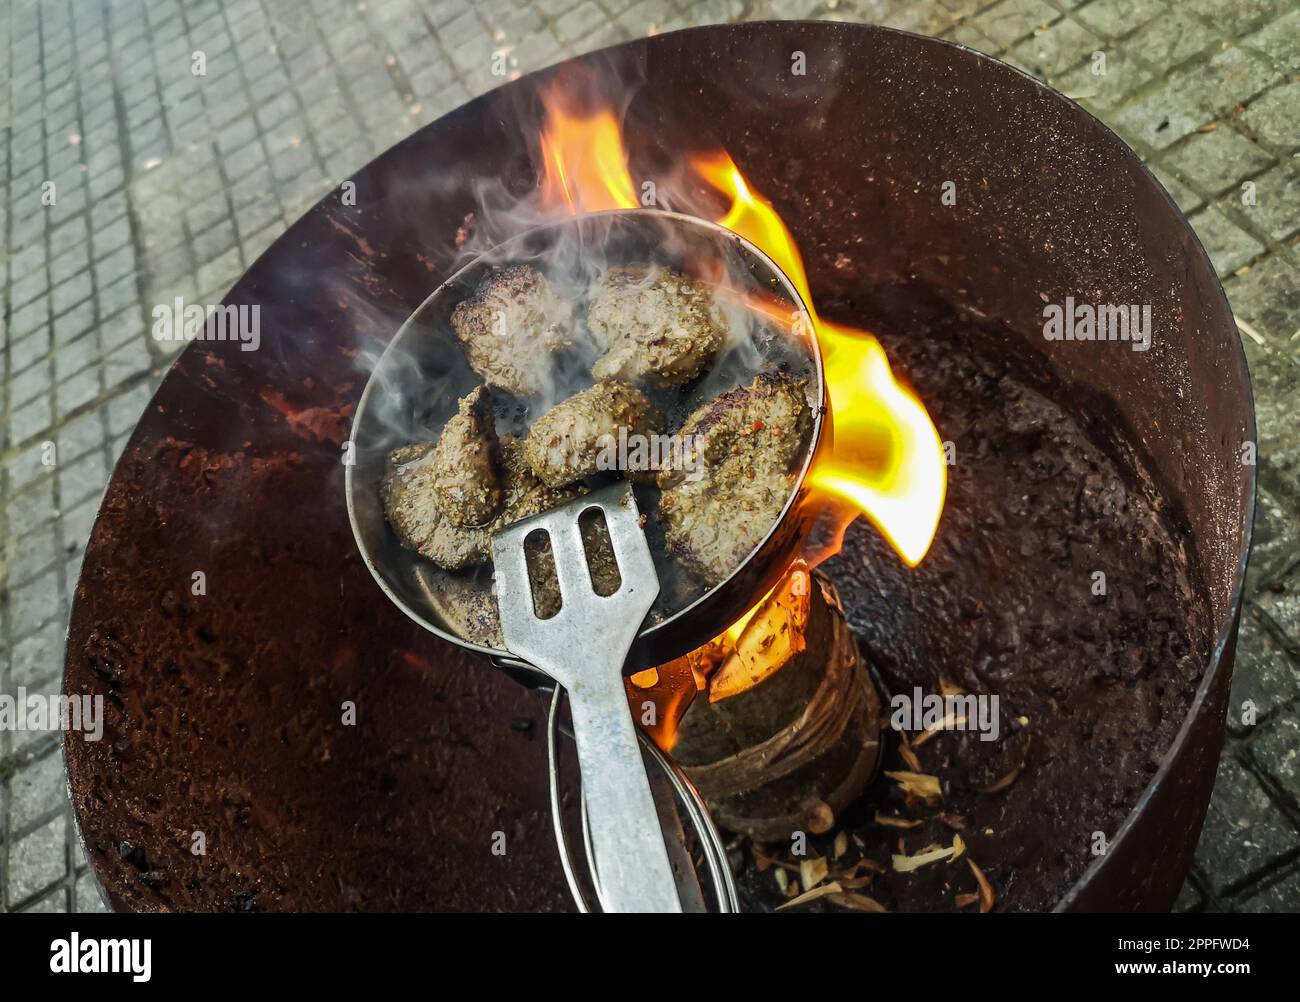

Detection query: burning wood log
xmin=670 ymin=567 xmax=882 ymax=842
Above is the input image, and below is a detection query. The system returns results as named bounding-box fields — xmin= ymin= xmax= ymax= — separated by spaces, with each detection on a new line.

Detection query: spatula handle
xmin=563 ymin=674 xmax=683 ymax=913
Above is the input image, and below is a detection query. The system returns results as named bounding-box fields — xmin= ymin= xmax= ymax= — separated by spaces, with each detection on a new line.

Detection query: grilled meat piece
xmin=381 ymin=443 xmax=484 ymax=570
xmin=658 ymin=373 xmax=812 ymax=583
xmin=429 ymin=385 xmax=502 ymax=526
xmin=450 ymin=265 xmax=574 ymax=397
xmin=656 ymin=372 xmax=811 ymax=490
xmin=522 ymin=380 xmax=664 ymax=488
xmin=382 ymin=435 xmax=581 ymax=571
xmin=586 ymin=265 xmax=726 ymax=388
xmin=495 ymin=435 xmax=587 ymax=529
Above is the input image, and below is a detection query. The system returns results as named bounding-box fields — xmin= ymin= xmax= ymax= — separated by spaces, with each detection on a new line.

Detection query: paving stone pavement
xmin=1 ymin=0 xmax=1297 ymax=913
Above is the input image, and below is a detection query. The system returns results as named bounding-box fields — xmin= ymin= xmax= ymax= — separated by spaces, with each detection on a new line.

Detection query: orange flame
xmin=538 ymin=83 xmax=638 ymax=214
xmin=535 ymin=96 xmax=946 ymax=576
xmin=691 ymin=152 xmax=947 ymax=567
xmin=532 ymin=90 xmax=949 ymax=741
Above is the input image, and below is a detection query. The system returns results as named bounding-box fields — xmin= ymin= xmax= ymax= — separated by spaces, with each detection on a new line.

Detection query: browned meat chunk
xmin=656 ymin=372 xmax=811 ymax=489
xmin=450 ymin=265 xmax=573 ymax=397
xmin=381 ymin=443 xmax=483 ymax=570
xmin=521 ymin=380 xmax=664 ymax=487
xmin=586 ymin=266 xmax=726 ymax=388
xmin=382 ymin=435 xmax=581 ymax=570
xmin=495 ymin=436 xmax=587 ymax=528
xmin=658 ymin=373 xmax=812 ymax=584
xmin=429 ymin=385 xmax=502 ymax=526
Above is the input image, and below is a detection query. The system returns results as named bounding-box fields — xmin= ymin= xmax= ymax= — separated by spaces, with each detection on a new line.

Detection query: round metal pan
xmin=346 ymin=208 xmax=826 ymax=673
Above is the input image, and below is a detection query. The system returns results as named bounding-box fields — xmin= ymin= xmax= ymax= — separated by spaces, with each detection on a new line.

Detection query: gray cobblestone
xmin=1185 ymin=0 xmax=1292 ymax=37
xmin=1058 ymin=47 xmax=1157 ymax=114
xmin=1221 ymin=163 xmax=1299 ymax=243
xmin=1174 ymin=875 xmax=1207 ymax=912
xmin=6 ymin=527 xmax=59 ymax=589
xmin=1257 ymin=564 xmax=1300 ymax=653
xmin=19 ymin=889 xmax=70 ymax=912
xmin=1248 ymin=490 xmax=1300 ymax=592
xmin=1229 ymin=606 xmax=1300 ymax=734
xmin=1010 ymin=17 xmax=1101 ymax=79
xmin=1243 ymin=9 xmax=1300 ymax=72
xmin=9 ymin=747 xmax=67 ymax=834
xmin=1074 ymin=0 xmax=1163 ymax=39
xmin=1253 ymin=713 xmax=1300 ymax=807
xmin=1187 ymin=205 xmax=1267 ymax=276
xmin=8 ymin=620 xmax=67 ymax=690
xmin=1125 ymin=8 xmax=1217 ymax=72
xmin=56 ymin=412 xmax=108 ymax=464
xmin=73 ymin=870 xmax=110 ymax=913
xmin=1239 ymin=80 xmax=1300 ymax=150
xmin=6 ymin=815 xmax=68 ymax=907
xmin=6 ymin=477 xmax=57 ymax=537
xmin=8 ymin=397 xmax=54 ymax=448
xmin=1197 ymin=45 xmax=1281 ymax=118
xmin=3 ymin=452 xmax=51 ymax=497
xmin=1227 ymin=252 xmax=1300 ymax=348
xmin=1239 ymin=334 xmax=1300 ymax=512
xmin=1239 ymin=863 xmax=1300 ymax=911
xmin=1195 ymin=754 xmax=1300 ymax=888
xmin=1165 ymin=127 xmax=1274 ymax=196
xmin=8 ymin=364 xmax=54 ymax=411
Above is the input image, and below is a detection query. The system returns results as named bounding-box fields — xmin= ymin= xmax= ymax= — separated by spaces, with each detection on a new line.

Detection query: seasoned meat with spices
xmin=495 ymin=436 xmax=587 ymax=529
xmin=656 ymin=372 xmax=811 ymax=489
xmin=658 ymin=373 xmax=812 ymax=583
xmin=586 ymin=265 xmax=726 ymax=388
xmin=522 ymin=380 xmax=664 ymax=487
xmin=382 ymin=435 xmax=581 ymax=570
xmin=450 ymin=265 xmax=573 ymax=397
xmin=381 ymin=443 xmax=482 ymax=570
xmin=429 ymin=385 xmax=502 ymax=526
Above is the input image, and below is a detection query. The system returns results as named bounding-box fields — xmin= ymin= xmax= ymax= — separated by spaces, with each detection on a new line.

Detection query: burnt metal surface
xmin=808 ymin=288 xmax=1224 ymax=912
xmin=64 ymin=21 xmax=1252 ymax=911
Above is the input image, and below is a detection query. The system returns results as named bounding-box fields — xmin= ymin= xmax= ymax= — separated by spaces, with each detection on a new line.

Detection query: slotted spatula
xmin=492 ymin=482 xmax=683 ymax=913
